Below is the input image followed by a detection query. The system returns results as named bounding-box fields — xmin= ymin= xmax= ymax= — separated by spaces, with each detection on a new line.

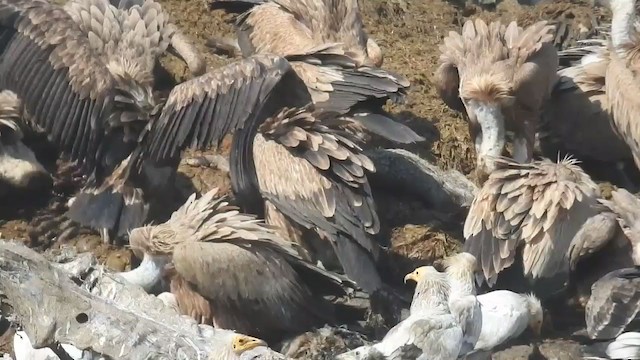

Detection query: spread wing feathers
xmin=171 ymin=240 xmax=337 ymax=340
xmin=117 ymin=0 xmax=175 ymax=63
xmin=63 ymin=0 xmax=121 ymax=55
xmin=463 ymin=156 xmax=602 ymax=286
xmin=0 ymin=0 xmax=115 ymax=168
xmin=586 ymin=267 xmax=640 ymax=340
xmin=141 ymin=55 xmax=310 ymax=163
xmin=290 ymin=59 xmax=409 ymax=112
xmin=254 ymin=106 xmax=379 ymax=245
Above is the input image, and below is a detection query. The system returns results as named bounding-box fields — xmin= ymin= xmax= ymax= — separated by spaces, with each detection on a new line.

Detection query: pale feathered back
xmin=129 ymin=188 xmax=284 ymax=255
xmin=463 ymin=156 xmax=605 ymax=287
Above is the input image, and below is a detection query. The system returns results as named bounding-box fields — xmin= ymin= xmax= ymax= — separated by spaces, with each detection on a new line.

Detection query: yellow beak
xmin=404 ymin=272 xmax=417 ymax=284
xmin=232 ymin=335 xmax=267 ymax=354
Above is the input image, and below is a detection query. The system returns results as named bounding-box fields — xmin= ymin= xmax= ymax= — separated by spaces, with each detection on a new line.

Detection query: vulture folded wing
xmin=63 ymin=0 xmax=121 ymax=55
xmin=171 ymin=240 xmax=336 ymax=341
xmin=586 ymin=267 xmax=640 ymax=340
xmin=141 ymin=55 xmax=310 ymax=163
xmin=0 ymin=0 xmax=115 ymax=169
xmin=505 ymin=20 xmax=559 ymax=109
xmin=253 ymin=106 xmax=383 ymax=292
xmin=464 ymin=157 xmax=601 ymax=287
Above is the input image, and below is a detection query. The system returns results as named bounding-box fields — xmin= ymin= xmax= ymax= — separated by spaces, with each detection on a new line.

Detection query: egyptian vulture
xmin=442 ymin=253 xmax=544 ymax=358
xmin=207 ymin=0 xmax=422 ymax=146
xmin=336 ymin=266 xmax=463 ymax=360
xmin=584 ymin=188 xmax=640 ymax=340
xmin=0 ymin=90 xmax=50 ymax=197
xmin=539 ymin=28 xmax=636 ymax=188
xmin=0 ymin=0 xmax=314 ymax=245
xmin=584 ymin=332 xmax=640 ymax=360
xmin=463 ymin=156 xmax=619 ymax=298
xmin=119 ymin=188 xmax=355 ymax=343
xmin=436 ymin=19 xmax=558 ymax=181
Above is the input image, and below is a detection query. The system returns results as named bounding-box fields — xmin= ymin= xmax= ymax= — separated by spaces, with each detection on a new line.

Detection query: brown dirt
xmin=0 ymin=0 xmax=604 ymax=358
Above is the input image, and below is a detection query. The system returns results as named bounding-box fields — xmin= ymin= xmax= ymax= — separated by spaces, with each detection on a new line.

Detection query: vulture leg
xmin=169 ymin=32 xmax=206 ymax=77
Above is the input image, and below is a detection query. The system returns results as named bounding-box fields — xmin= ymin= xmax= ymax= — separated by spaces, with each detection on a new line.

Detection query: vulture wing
xmin=117 ymin=0 xmax=175 ymax=63
xmin=504 ymin=20 xmax=559 ymax=113
xmin=0 ymin=0 xmax=115 ymax=169
xmin=140 ymin=55 xmax=310 ymax=164
xmin=586 ymin=267 xmax=640 ymax=340
xmin=252 ymin=106 xmax=382 ymax=292
xmin=463 ymin=157 xmax=603 ymax=288
xmin=63 ymin=0 xmax=122 ymax=55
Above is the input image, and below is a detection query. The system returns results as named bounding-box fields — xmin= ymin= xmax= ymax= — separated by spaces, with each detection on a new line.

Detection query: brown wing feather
xmin=0 ymin=0 xmax=115 ymax=168
xmin=253 ymin=107 xmax=384 ymax=292
xmin=464 ymin=157 xmax=601 ymax=286
xmin=141 ymin=55 xmax=310 ymax=164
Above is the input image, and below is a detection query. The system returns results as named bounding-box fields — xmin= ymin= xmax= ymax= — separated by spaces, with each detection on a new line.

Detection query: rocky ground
xmin=0 ymin=0 xmax=608 ymax=358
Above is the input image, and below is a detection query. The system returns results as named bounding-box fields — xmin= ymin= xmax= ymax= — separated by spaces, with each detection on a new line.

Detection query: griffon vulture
xmin=207 ymin=0 xmax=422 ymax=145
xmin=436 ymin=19 xmax=558 ymax=181
xmin=336 ymin=266 xmax=463 ymax=360
xmin=463 ymin=156 xmax=619 ymax=298
xmin=120 ymin=188 xmax=355 ymax=343
xmin=0 ymin=90 xmax=50 ymax=197
xmin=585 ymin=188 xmax=640 ymax=340
xmin=597 ymin=0 xmax=640 ymax=176
xmin=0 ymin=0 xmax=302 ymax=244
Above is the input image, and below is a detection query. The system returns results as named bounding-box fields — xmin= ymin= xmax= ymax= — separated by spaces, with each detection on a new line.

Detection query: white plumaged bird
xmin=336 ymin=266 xmax=463 ymax=360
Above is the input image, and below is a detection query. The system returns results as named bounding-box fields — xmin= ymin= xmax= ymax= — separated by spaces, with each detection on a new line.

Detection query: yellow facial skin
xmin=231 ymin=335 xmax=267 ymax=354
xmin=404 ymin=266 xmax=430 ymax=284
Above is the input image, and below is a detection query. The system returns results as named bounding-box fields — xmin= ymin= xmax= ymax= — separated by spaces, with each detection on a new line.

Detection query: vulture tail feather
xmin=334 ymin=234 xmax=382 ymax=294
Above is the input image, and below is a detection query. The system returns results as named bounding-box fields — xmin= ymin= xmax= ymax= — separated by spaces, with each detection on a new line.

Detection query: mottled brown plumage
xmin=463 ymin=157 xmax=618 ymax=295
xmin=436 ymin=19 xmax=558 ymax=179
xmin=126 ymin=188 xmax=352 ymax=343
xmin=253 ymin=106 xmax=383 ymax=293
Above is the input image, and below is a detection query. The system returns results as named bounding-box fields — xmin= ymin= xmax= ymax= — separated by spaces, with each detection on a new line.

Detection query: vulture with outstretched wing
xmin=436 ymin=19 xmax=558 ymax=182
xmin=463 ymin=156 xmax=619 ymax=298
xmin=207 ymin=0 xmax=422 ymax=145
xmin=119 ymin=188 xmax=355 ymax=343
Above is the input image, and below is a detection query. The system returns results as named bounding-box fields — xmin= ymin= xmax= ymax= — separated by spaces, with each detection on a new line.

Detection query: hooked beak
xmin=232 ymin=335 xmax=267 ymax=354
xmin=404 ymin=272 xmax=417 ymax=284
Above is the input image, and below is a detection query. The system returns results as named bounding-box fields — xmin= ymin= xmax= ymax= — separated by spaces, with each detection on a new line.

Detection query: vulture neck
xmin=119 ymin=253 xmax=169 ymax=292
xmin=445 ymin=267 xmax=476 ymax=298
xmin=469 ymin=101 xmax=505 ymax=169
xmin=229 ymin=123 xmax=264 ymax=216
xmin=410 ymin=279 xmax=451 ymax=315
xmin=610 ymin=0 xmax=637 ymax=55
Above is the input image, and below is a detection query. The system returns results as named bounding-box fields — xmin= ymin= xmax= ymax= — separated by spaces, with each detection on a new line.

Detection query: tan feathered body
xmin=436 ymin=19 xmax=558 ymax=179
xmin=540 ymin=42 xmax=633 ymax=166
xmin=127 ymin=188 xmax=351 ymax=343
xmin=463 ymin=157 xmax=618 ymax=296
xmin=603 ymin=0 xmax=640 ymax=172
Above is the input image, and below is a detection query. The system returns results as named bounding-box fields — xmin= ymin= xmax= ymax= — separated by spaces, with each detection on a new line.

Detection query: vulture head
xmin=404 ymin=266 xmax=452 ymax=313
xmin=460 ymin=70 xmax=516 ymax=179
xmin=441 ymin=252 xmax=478 ymax=297
xmin=0 ymin=91 xmax=51 ymax=196
xmin=209 ymin=331 xmax=271 ymax=360
xmin=525 ymin=293 xmax=544 ymax=337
